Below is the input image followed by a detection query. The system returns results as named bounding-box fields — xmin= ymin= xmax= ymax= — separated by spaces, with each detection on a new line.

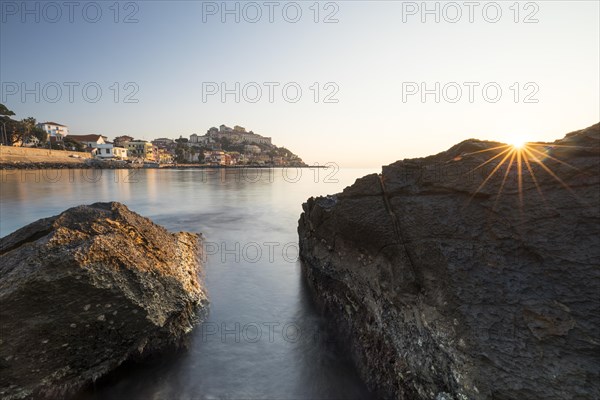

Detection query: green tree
xmin=32 ymin=126 xmax=48 ymax=144
xmin=192 ymin=146 xmax=205 ymax=163
xmin=20 ymin=117 xmax=36 ymax=146
xmin=219 ymin=137 xmax=231 ymax=150
xmin=174 ymin=143 xmax=188 ymax=163
xmin=1 ymin=118 xmax=23 ymax=145
xmin=0 ymin=104 xmax=15 ymax=117
xmin=63 ymin=136 xmax=85 ymax=152
xmin=0 ymin=104 xmax=16 ymax=145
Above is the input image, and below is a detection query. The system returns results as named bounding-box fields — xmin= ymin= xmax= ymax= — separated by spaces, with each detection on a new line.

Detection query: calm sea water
xmin=0 ymin=167 xmax=378 ymax=400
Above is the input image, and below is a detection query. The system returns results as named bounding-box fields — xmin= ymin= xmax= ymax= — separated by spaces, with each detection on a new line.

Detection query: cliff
xmin=298 ymin=123 xmax=600 ymax=399
xmin=0 ymin=202 xmax=209 ymax=399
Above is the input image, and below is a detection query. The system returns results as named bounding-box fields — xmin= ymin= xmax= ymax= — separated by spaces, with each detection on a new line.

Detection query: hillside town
xmin=0 ymin=112 xmax=306 ymax=167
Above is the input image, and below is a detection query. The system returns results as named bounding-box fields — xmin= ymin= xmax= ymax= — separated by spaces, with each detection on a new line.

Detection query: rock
xmin=298 ymin=123 xmax=600 ymax=399
xmin=0 ymin=202 xmax=208 ymax=399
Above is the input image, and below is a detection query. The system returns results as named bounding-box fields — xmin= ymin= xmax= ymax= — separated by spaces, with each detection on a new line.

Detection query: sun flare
xmin=463 ymin=136 xmax=582 ymax=212
xmin=508 ymin=138 xmax=527 ymax=149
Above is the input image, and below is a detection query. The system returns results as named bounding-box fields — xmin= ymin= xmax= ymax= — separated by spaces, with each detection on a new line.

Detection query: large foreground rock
xmin=298 ymin=123 xmax=600 ymax=399
xmin=0 ymin=202 xmax=208 ymax=399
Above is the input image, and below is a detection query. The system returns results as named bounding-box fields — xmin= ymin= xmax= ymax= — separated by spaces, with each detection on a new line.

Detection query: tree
xmin=0 ymin=104 xmax=16 ymax=145
xmin=20 ymin=117 xmax=36 ymax=146
xmin=0 ymin=104 xmax=15 ymax=117
xmin=194 ymin=146 xmax=205 ymax=163
xmin=1 ymin=118 xmax=23 ymax=145
xmin=63 ymin=137 xmax=85 ymax=152
xmin=219 ymin=136 xmax=231 ymax=150
xmin=174 ymin=142 xmax=188 ymax=163
xmin=32 ymin=126 xmax=48 ymax=144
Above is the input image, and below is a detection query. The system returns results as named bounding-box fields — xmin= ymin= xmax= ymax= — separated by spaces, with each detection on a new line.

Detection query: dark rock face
xmin=298 ymin=123 xmax=600 ymax=399
xmin=0 ymin=202 xmax=208 ymax=399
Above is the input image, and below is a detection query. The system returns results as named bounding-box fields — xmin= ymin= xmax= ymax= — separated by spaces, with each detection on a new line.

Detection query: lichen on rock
xmin=0 ymin=202 xmax=209 ymax=399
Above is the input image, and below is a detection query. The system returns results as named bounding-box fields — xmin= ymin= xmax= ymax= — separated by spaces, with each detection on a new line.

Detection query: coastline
xmin=0 ymin=161 xmax=324 ymax=170
xmin=0 ymin=146 xmax=316 ymax=170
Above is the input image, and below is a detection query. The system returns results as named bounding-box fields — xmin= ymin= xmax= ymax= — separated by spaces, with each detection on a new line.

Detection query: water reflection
xmin=1 ymin=168 xmax=378 ymax=400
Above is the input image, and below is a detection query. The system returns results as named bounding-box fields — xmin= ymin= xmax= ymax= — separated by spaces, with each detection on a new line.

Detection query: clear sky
xmin=1 ymin=1 xmax=598 ymax=167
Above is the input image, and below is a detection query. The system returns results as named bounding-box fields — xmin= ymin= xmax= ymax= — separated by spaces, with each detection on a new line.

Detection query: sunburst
xmin=463 ymin=139 xmax=585 ymax=211
xmin=508 ymin=139 xmax=526 ymax=149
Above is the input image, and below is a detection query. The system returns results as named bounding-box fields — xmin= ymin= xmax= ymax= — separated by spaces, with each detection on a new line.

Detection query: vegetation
xmin=0 ymin=106 xmax=306 ymax=165
xmin=174 ymin=143 xmax=206 ymax=164
xmin=0 ymin=104 xmax=15 ymax=117
xmin=63 ymin=136 xmax=86 ymax=152
xmin=0 ymin=104 xmax=47 ymax=146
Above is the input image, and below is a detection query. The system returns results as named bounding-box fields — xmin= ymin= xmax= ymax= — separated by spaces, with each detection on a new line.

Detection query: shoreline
xmin=0 ymin=146 xmax=320 ymax=170
xmin=0 ymin=162 xmax=326 ymax=170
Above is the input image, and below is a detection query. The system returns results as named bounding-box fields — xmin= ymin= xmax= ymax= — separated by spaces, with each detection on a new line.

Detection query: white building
xmin=190 ymin=133 xmax=210 ymax=144
xmin=23 ymin=136 xmax=40 ymax=147
xmin=92 ymin=143 xmax=128 ymax=160
xmin=68 ymin=134 xmax=106 ymax=148
xmin=239 ymin=132 xmax=271 ymax=145
xmin=245 ymin=144 xmax=261 ymax=154
xmin=37 ymin=122 xmax=69 ymax=139
xmin=207 ymin=124 xmax=272 ymax=145
xmin=219 ymin=124 xmax=233 ymax=133
xmin=93 ymin=143 xmax=114 ymax=159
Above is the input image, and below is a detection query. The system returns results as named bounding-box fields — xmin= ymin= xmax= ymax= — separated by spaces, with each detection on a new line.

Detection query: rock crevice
xmin=298 ymin=123 xmax=600 ymax=399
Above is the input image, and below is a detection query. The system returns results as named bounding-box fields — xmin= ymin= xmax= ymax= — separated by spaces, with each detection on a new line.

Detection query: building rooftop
xmin=68 ymin=134 xmax=105 ymax=142
xmin=40 ymin=122 xmax=67 ymax=127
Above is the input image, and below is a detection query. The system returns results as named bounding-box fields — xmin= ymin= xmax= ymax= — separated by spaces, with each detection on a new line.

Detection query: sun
xmin=508 ymin=138 xmax=527 ymax=149
xmin=463 ymin=135 xmax=582 ymax=213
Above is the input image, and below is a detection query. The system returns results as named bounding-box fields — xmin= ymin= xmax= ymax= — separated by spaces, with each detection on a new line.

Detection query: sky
xmin=1 ymin=0 xmax=599 ymax=167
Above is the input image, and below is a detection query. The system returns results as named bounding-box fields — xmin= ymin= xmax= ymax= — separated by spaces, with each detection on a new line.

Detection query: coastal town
xmin=0 ymin=105 xmax=306 ymax=167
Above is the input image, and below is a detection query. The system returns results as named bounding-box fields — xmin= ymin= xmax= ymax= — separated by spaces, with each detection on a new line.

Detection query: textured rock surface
xmin=298 ymin=123 xmax=600 ymax=399
xmin=0 ymin=202 xmax=208 ymax=399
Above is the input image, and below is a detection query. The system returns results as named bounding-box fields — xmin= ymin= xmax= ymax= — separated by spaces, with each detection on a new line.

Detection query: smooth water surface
xmin=0 ymin=167 xmax=378 ymax=400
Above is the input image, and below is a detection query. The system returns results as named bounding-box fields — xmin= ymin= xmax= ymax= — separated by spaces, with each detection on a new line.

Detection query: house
xmin=219 ymin=124 xmax=234 ymax=133
xmin=68 ymin=134 xmax=106 ymax=147
xmin=228 ymin=152 xmax=241 ymax=165
xmin=245 ymin=144 xmax=261 ymax=154
xmin=113 ymin=146 xmax=128 ymax=160
xmin=189 ymin=133 xmax=210 ymax=144
xmin=239 ymin=132 xmax=271 ymax=145
xmin=209 ymin=124 xmax=272 ymax=145
xmin=37 ymin=122 xmax=69 ymax=139
xmin=113 ymin=135 xmax=134 ymax=147
xmin=152 ymin=138 xmax=174 ymax=146
xmin=205 ymin=150 xmax=236 ymax=166
xmin=22 ymin=136 xmax=40 ymax=147
xmin=126 ymin=140 xmax=155 ymax=161
xmin=157 ymin=148 xmax=173 ymax=164
xmin=87 ymin=142 xmax=127 ymax=160
xmin=93 ymin=143 xmax=115 ymax=160
xmin=206 ymin=150 xmax=226 ymax=165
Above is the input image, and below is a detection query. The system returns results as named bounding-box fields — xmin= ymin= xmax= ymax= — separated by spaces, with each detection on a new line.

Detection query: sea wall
xmin=0 ymin=146 xmax=91 ymax=164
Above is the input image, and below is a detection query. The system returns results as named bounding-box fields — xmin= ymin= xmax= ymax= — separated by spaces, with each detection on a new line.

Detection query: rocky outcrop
xmin=0 ymin=202 xmax=208 ymax=399
xmin=298 ymin=123 xmax=600 ymax=399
